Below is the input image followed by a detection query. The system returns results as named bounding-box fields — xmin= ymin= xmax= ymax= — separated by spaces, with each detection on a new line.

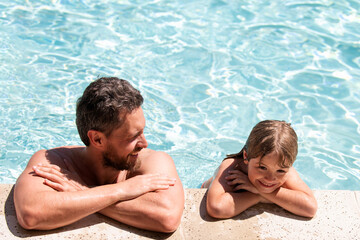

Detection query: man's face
xmin=102 ymin=107 xmax=148 ymax=171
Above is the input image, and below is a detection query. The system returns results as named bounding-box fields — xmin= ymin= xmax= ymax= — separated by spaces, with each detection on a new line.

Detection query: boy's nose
xmin=265 ymin=172 xmax=276 ymax=181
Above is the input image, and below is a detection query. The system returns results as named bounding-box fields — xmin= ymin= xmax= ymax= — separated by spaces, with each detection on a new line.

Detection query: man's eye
xmin=127 ymin=135 xmax=137 ymax=142
xmin=131 ymin=136 xmax=138 ymax=141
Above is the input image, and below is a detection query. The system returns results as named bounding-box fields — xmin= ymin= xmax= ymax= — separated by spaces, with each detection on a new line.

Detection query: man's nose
xmin=138 ymin=133 xmax=148 ymax=149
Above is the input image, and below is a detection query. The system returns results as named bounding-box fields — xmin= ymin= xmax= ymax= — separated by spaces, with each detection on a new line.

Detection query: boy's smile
xmin=246 ymin=151 xmax=290 ymax=194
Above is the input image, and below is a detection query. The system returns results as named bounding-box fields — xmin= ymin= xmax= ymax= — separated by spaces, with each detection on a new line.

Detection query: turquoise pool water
xmin=0 ymin=0 xmax=359 ymax=190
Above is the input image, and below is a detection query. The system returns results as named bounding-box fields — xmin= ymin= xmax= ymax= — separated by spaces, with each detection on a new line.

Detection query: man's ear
xmin=88 ymin=130 xmax=106 ymax=150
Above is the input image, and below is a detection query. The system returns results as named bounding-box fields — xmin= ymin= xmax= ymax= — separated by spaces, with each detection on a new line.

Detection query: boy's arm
xmin=206 ymin=159 xmax=261 ymax=218
xmin=258 ymin=167 xmax=317 ymax=218
xmin=14 ymin=150 xmax=176 ymax=230
xmin=98 ymin=151 xmax=185 ymax=232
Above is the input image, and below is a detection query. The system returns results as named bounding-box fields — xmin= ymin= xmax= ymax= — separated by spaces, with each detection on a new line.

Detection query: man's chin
xmin=127 ymin=156 xmax=141 ymax=171
xmin=102 ymin=154 xmax=141 ymax=171
xmin=103 ymin=159 xmax=130 ymax=171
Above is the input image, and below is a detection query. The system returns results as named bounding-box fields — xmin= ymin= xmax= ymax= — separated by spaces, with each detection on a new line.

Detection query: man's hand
xmin=32 ymin=160 xmax=88 ymax=192
xmin=33 ymin=161 xmax=177 ymax=201
xmin=225 ymin=170 xmax=259 ymax=194
xmin=118 ymin=174 xmax=176 ymax=200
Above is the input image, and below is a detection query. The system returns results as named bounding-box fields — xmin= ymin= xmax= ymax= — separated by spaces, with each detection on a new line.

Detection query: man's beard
xmin=102 ymin=144 xmax=140 ymax=171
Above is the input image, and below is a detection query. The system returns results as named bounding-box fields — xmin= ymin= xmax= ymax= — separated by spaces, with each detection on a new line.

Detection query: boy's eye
xmin=277 ymin=169 xmax=287 ymax=174
xmin=258 ymin=166 xmax=267 ymax=170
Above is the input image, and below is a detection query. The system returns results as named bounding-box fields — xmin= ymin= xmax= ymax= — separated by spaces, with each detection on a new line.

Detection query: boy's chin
xmin=257 ymin=186 xmax=278 ymax=194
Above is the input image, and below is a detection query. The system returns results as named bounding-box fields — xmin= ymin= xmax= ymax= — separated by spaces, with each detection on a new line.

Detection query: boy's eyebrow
xmin=276 ymin=163 xmax=291 ymax=169
xmin=257 ymin=161 xmax=290 ymax=169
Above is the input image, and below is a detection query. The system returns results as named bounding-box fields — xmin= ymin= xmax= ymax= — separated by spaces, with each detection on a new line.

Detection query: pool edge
xmin=1 ymin=184 xmax=359 ymax=239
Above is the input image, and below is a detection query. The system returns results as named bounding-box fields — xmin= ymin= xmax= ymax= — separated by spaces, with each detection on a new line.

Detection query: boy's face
xmin=246 ymin=151 xmax=290 ymax=193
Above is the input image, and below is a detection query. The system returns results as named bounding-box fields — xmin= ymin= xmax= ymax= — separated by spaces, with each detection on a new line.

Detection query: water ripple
xmin=1 ymin=0 xmax=359 ymax=189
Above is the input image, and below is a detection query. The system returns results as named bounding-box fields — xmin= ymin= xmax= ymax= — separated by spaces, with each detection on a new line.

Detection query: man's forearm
xmin=15 ymin=184 xmax=122 ymax=230
xmin=99 ymin=189 xmax=183 ymax=233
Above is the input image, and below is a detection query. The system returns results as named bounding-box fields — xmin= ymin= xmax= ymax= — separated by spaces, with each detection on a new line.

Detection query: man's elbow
xmin=157 ymin=211 xmax=182 ymax=233
xmin=15 ymin=199 xmax=47 ymax=230
xmin=16 ymin=208 xmax=41 ymax=230
xmin=155 ymin=197 xmax=184 ymax=233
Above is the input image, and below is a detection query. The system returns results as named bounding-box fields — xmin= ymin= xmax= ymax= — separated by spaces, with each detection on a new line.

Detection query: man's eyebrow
xmin=128 ymin=129 xmax=143 ymax=139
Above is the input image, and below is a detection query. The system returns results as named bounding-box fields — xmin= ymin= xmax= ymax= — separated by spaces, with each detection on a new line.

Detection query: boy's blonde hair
xmin=227 ymin=120 xmax=298 ymax=168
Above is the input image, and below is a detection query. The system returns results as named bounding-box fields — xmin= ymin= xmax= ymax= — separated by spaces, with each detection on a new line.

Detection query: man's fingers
xmin=145 ymin=174 xmax=176 ymax=182
xmin=157 ymin=178 xmax=176 ymax=186
xmin=148 ymin=176 xmax=176 ymax=187
xmin=43 ymin=178 xmax=64 ymax=191
xmin=35 ymin=163 xmax=62 ymax=172
xmin=139 ymin=174 xmax=177 ymax=192
xmin=33 ymin=166 xmax=68 ymax=184
xmin=33 ymin=164 xmax=64 ymax=178
xmin=152 ymin=184 xmax=171 ymax=190
xmin=148 ymin=182 xmax=172 ymax=192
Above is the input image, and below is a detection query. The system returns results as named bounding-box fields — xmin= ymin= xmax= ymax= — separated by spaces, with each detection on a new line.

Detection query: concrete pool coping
xmin=1 ymin=184 xmax=359 ymax=239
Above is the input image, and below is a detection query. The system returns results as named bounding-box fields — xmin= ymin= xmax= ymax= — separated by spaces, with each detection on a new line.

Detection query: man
xmin=14 ymin=77 xmax=184 ymax=233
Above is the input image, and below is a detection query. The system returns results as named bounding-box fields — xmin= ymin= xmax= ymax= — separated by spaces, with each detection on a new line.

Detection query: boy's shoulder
xmin=283 ymin=166 xmax=306 ymax=188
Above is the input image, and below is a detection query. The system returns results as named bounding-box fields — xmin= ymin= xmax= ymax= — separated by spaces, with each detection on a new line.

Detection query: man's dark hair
xmin=76 ymin=77 xmax=144 ymax=146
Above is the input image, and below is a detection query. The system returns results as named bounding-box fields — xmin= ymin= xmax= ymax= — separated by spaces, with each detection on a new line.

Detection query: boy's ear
xmin=243 ymin=150 xmax=248 ymax=164
xmin=87 ymin=130 xmax=106 ymax=150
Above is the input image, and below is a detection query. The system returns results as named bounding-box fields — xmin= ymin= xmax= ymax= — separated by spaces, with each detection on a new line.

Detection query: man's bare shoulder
xmin=47 ymin=146 xmax=85 ymax=162
xmin=135 ymin=149 xmax=175 ymax=174
xmin=16 ymin=146 xmax=86 ymax=191
xmin=138 ymin=148 xmax=171 ymax=160
xmin=28 ymin=146 xmax=84 ymax=166
xmin=17 ymin=146 xmax=84 ymax=177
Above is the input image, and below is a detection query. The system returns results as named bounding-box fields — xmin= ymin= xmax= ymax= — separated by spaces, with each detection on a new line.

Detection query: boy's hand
xmin=225 ymin=170 xmax=259 ymax=194
xmin=258 ymin=195 xmax=272 ymax=204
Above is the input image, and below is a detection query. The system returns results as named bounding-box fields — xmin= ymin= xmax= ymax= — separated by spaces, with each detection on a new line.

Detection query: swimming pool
xmin=1 ymin=0 xmax=359 ymax=190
